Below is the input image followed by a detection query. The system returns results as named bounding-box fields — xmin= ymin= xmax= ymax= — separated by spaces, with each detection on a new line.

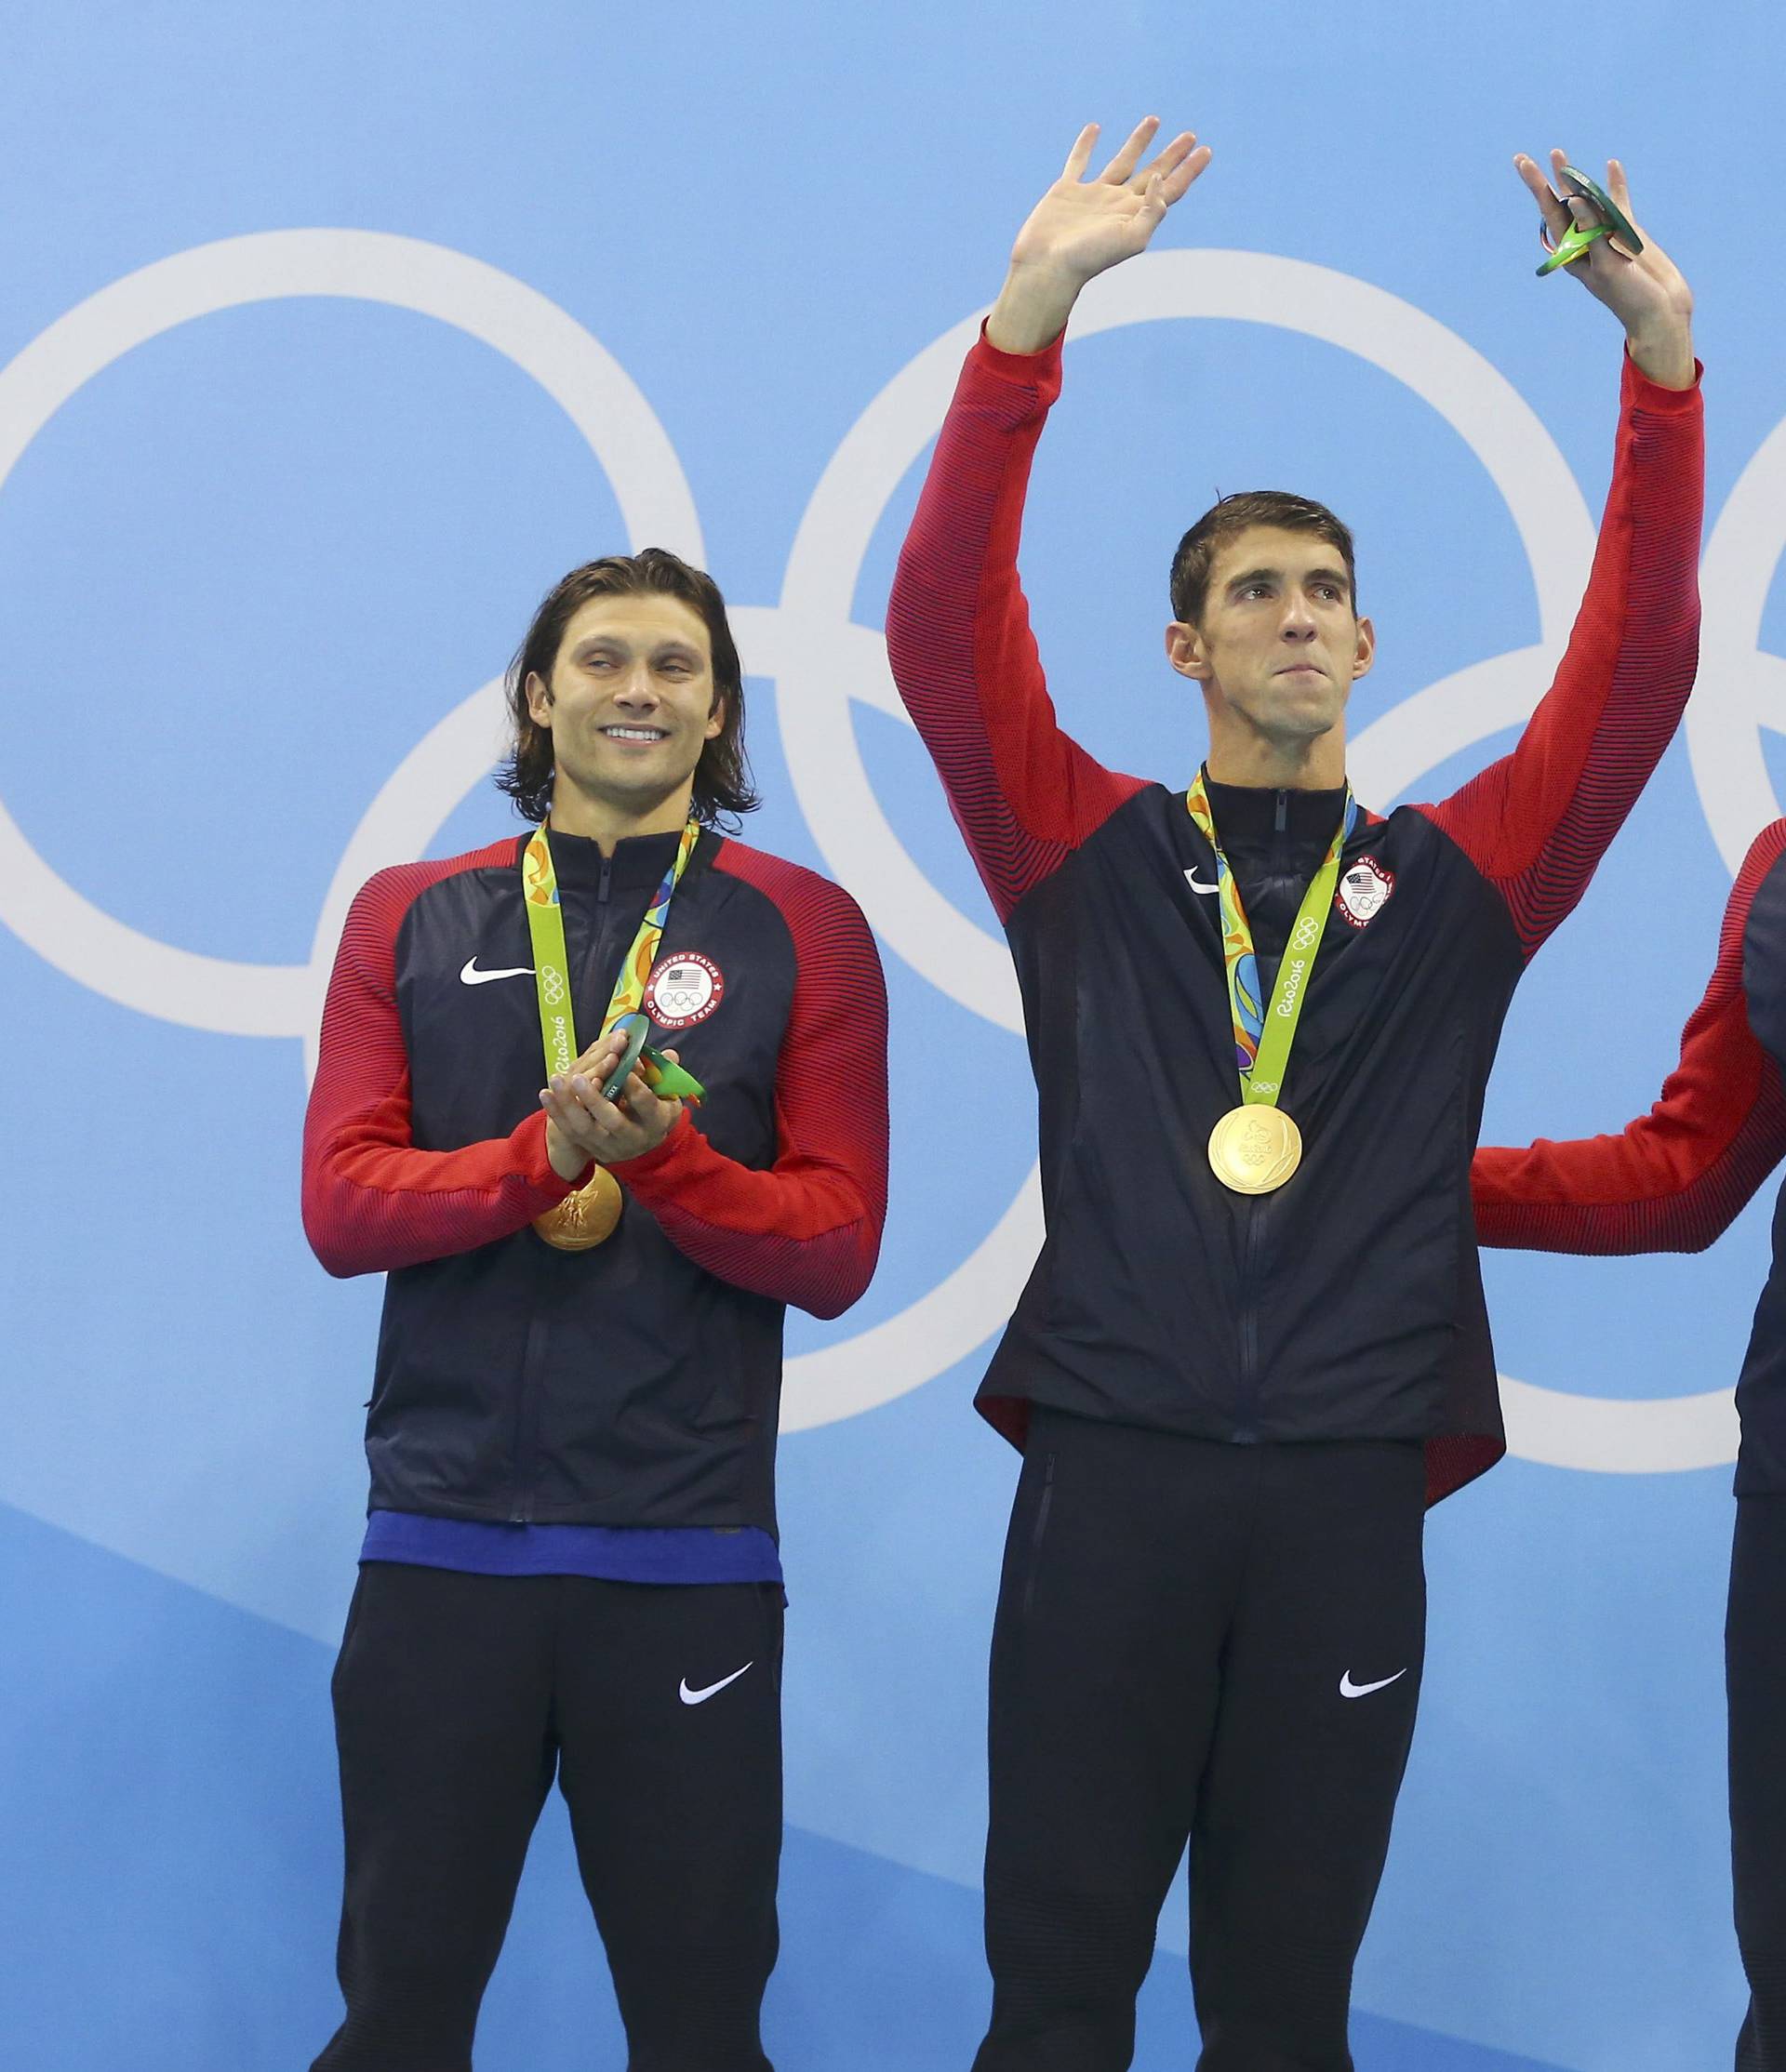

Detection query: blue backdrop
xmin=2 ymin=4 xmax=1781 ymax=2066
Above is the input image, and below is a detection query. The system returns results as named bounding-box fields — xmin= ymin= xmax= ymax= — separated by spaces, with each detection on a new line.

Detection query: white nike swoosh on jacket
xmin=460 ymin=960 xmax=535 ymax=986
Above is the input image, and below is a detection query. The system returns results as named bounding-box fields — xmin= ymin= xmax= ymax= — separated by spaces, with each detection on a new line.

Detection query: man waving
xmin=886 ymin=121 xmax=1700 ymax=2068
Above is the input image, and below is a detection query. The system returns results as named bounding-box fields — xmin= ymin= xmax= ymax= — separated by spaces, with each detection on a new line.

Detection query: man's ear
xmin=704 ymin=688 xmax=726 ymax=743
xmin=1351 ymin=616 xmax=1377 ymax=683
xmin=1165 ymin=620 xmax=1213 ymax=684
xmin=525 ymin=669 xmax=553 ymax=730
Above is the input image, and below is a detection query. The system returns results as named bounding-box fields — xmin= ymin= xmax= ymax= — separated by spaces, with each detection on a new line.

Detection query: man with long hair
xmin=886 ymin=121 xmax=1700 ymax=2066
xmin=301 ymin=548 xmax=888 ymax=2069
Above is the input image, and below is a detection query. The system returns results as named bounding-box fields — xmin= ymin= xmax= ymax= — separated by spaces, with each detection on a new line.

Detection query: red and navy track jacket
xmin=301 ymin=822 xmax=889 ymax=1533
xmin=886 ymin=326 xmax=1702 ymax=1505
xmin=1474 ymin=821 xmax=1786 ymax=1494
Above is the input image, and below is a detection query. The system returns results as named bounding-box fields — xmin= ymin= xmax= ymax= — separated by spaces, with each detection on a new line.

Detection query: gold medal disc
xmin=1207 ymin=1106 xmax=1302 ymax=1195
xmin=533 ymin=1165 xmax=624 ymax=1250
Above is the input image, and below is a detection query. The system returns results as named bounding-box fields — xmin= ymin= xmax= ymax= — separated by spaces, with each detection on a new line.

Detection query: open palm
xmin=1009 ymin=118 xmax=1212 ymax=286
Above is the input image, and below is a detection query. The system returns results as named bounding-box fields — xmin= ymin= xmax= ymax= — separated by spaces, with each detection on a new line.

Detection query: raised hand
xmin=1516 ymin=151 xmax=1696 ymax=390
xmin=988 ymin=118 xmax=1213 ymax=354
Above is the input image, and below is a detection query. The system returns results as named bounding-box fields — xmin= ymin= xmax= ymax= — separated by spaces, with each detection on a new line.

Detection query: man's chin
xmin=558 ymin=762 xmax=699 ymax=815
xmin=1259 ymin=707 xmax=1342 ymax=744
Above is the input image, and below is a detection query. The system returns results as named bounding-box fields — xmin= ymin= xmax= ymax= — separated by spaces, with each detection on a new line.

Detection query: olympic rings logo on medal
xmin=0 ymin=231 xmax=1775 ymax=1479
xmin=1292 ymin=916 xmax=1322 ymax=952
xmin=540 ymin=968 xmax=566 ymax=1006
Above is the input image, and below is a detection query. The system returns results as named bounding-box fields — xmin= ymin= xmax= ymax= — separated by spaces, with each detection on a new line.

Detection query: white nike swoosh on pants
xmin=1339 ymin=1668 xmax=1407 ymax=1699
xmin=679 ymin=1662 xmax=754 ymax=1706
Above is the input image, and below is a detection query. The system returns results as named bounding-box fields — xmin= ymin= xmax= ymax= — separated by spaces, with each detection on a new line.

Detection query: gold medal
xmin=533 ymin=1165 xmax=624 ymax=1250
xmin=1207 ymin=1105 xmax=1302 ymax=1195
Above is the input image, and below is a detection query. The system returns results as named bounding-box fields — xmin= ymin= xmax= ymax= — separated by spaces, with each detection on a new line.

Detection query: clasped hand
xmin=541 ymin=1027 xmax=685 ymax=1180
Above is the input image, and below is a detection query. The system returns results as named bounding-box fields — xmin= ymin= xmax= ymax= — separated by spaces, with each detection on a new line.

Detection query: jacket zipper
xmin=508 ymin=1277 xmax=553 ymax=1523
xmin=1021 ymin=1451 xmax=1056 ymax=1617
xmin=1233 ymin=790 xmax=1289 ymax=1443
xmin=509 ymin=844 xmax=618 ymax=1522
xmin=1233 ymin=1197 xmax=1266 ymax=1443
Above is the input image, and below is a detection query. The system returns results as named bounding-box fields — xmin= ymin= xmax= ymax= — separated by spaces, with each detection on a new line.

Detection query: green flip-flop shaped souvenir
xmin=1538 ymin=164 xmax=1645 ymax=276
xmin=601 ymin=1015 xmax=707 ymax=1105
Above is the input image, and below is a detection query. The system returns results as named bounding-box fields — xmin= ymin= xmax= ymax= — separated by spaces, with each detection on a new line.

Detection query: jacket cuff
xmin=971 ymin=321 xmax=1066 ymax=396
xmin=607 ymin=1109 xmax=704 ymax=1198
xmin=1621 ymin=347 xmax=1703 ymax=410
xmin=513 ymin=1108 xmax=585 ymax=1203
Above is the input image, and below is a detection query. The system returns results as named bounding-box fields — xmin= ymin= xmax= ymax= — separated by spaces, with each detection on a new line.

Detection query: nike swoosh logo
xmin=1184 ymin=870 xmax=1220 ymax=896
xmin=679 ymin=1662 xmax=753 ymax=1707
xmin=460 ymin=959 xmax=535 ymax=986
xmin=1340 ymin=1668 xmax=1408 ymax=1699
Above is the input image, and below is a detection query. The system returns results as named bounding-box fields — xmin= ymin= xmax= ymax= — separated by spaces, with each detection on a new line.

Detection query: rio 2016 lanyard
xmin=1184 ymin=768 xmax=1356 ymax=1194
xmin=522 ymin=815 xmax=701 ymax=1249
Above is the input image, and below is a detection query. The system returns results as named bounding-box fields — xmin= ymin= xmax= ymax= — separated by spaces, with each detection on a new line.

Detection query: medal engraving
xmin=534 ymin=1165 xmax=624 ymax=1250
xmin=1207 ymin=1105 xmax=1302 ymax=1194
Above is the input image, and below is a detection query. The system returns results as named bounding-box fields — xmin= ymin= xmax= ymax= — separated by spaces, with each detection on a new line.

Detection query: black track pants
xmin=973 ymin=1409 xmax=1427 ymax=2072
xmin=1731 ymin=1496 xmax=1786 ymax=2071
xmin=309 ymin=1563 xmax=783 ymax=2072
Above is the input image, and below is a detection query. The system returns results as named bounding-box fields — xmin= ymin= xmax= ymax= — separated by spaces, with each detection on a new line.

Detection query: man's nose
xmin=614 ymin=667 xmax=660 ymax=704
xmin=1279 ymin=597 xmax=1317 ymax=640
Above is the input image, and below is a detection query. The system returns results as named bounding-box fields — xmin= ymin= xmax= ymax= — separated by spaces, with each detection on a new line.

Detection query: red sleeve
xmin=300 ymin=851 xmax=583 ymax=1278
xmin=1417 ymin=353 xmax=1704 ymax=959
xmin=609 ymin=849 xmax=889 ymax=1320
xmin=885 ymin=327 xmax=1148 ymax=923
xmin=1472 ymin=820 xmax=1786 ymax=1252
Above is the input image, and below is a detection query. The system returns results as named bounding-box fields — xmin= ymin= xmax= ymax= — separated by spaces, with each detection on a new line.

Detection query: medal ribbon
xmin=521 ymin=816 xmax=701 ymax=1082
xmin=1184 ymin=769 xmax=1356 ymax=1106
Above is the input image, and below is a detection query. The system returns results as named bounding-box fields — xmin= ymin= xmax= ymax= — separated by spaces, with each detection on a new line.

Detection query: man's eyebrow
xmin=570 ymin=634 xmax=702 ymax=657
xmin=1225 ymin=563 xmax=1352 ymax=596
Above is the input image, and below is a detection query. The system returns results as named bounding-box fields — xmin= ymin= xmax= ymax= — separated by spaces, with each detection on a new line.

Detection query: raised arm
xmin=1419 ymin=153 xmax=1701 ymax=960
xmin=301 ymin=857 xmax=585 ymax=1279
xmin=885 ymin=120 xmax=1210 ymax=923
xmin=1473 ymin=822 xmax=1786 ymax=1254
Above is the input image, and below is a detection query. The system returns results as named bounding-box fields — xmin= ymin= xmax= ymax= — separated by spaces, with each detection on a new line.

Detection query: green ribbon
xmin=520 ymin=817 xmax=701 ymax=1082
xmin=1184 ymin=769 xmax=1355 ymax=1108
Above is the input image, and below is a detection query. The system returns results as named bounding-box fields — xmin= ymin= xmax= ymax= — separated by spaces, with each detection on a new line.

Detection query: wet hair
xmin=495 ymin=548 xmax=759 ymax=826
xmin=1169 ymin=491 xmax=1358 ymax=625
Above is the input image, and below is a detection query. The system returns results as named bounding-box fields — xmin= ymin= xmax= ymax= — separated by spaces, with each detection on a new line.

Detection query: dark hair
xmin=1169 ymin=491 xmax=1358 ymax=625
xmin=495 ymin=548 xmax=760 ymax=827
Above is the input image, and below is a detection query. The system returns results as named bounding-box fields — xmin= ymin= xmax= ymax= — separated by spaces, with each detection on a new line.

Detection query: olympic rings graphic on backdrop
xmin=0 ymin=233 xmax=1773 ymax=1474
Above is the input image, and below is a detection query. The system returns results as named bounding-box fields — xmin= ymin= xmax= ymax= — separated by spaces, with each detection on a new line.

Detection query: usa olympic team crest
xmin=1336 ymin=857 xmax=1394 ymax=929
xmin=646 ymin=950 xmax=725 ymax=1029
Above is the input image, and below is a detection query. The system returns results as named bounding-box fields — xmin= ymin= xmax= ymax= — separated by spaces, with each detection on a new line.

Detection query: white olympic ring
xmin=0 ymin=230 xmax=703 ymax=1054
xmin=0 ymin=234 xmax=1772 ymax=1476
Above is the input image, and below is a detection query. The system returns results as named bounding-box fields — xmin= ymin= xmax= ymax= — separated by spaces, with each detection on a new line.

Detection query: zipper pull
xmin=1274 ymin=790 xmax=1288 ymax=834
xmin=598 ymin=855 xmax=613 ymax=905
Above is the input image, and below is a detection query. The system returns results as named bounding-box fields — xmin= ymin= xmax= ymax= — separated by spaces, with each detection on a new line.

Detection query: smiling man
xmin=300 ymin=549 xmax=888 ymax=2071
xmin=886 ymin=124 xmax=1702 ymax=2068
